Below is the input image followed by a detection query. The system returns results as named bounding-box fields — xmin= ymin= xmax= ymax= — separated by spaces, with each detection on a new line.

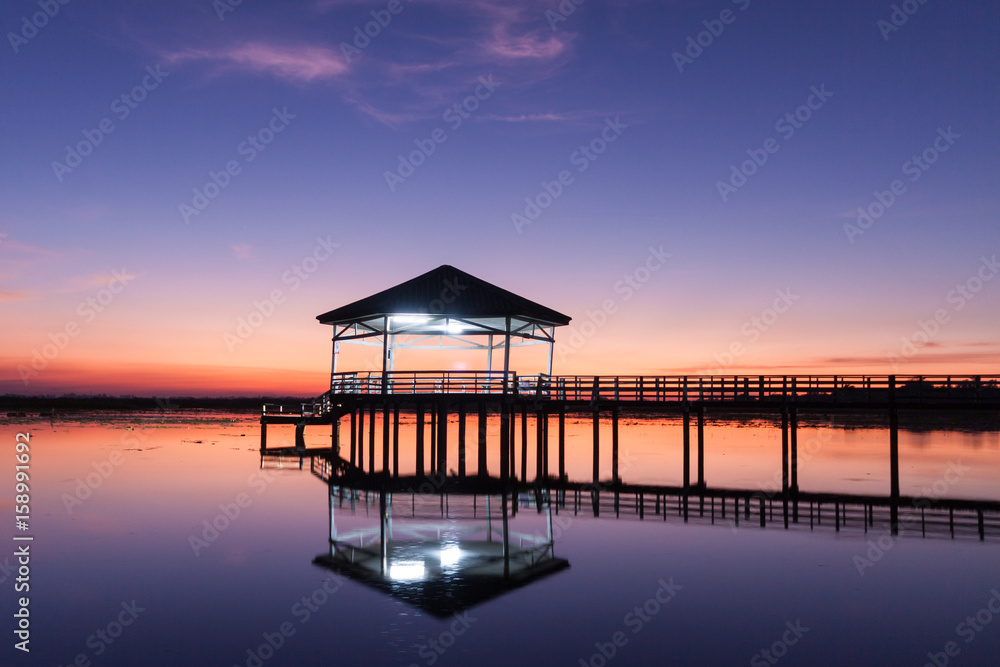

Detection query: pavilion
xmin=316 ymin=265 xmax=572 ymax=392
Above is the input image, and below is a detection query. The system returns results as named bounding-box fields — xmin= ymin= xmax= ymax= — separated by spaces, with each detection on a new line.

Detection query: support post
xmin=593 ymin=408 xmax=600 ymax=485
xmin=536 ymin=408 xmax=544 ymax=482
xmin=697 ymin=406 xmax=705 ymax=488
xmin=350 ymin=406 xmax=357 ymax=467
xmin=790 ymin=407 xmax=798 ymax=494
xmin=781 ymin=406 xmax=789 ymax=495
xmin=416 ymin=402 xmax=425 ymax=478
xmin=437 ymin=401 xmax=448 ymax=476
xmin=612 ymin=405 xmax=620 ymax=484
xmin=458 ymin=402 xmax=466 ymax=478
xmin=558 ymin=405 xmax=566 ymax=481
xmin=357 ymin=403 xmax=365 ymax=471
xmin=382 ymin=402 xmax=390 ymax=474
xmin=392 ymin=403 xmax=399 ymax=478
xmin=521 ymin=404 xmax=528 ymax=482
xmin=478 ymin=403 xmax=488 ymax=477
xmin=369 ymin=401 xmax=376 ymax=473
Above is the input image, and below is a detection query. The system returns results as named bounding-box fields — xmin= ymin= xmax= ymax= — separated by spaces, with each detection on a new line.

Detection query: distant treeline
xmin=0 ymin=395 xmax=308 ymax=415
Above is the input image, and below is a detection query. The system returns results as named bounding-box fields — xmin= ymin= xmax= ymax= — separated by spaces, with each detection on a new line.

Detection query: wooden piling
xmin=592 ymin=407 xmax=600 ymax=485
xmin=442 ymin=402 xmax=451 ymax=475
xmin=521 ymin=404 xmax=528 ymax=482
xmin=696 ymin=406 xmax=705 ymax=488
xmin=536 ymin=408 xmax=544 ymax=482
xmin=415 ymin=402 xmax=425 ymax=478
xmin=350 ymin=406 xmax=357 ymax=467
xmin=781 ymin=406 xmax=789 ymax=495
xmin=357 ymin=404 xmax=364 ymax=471
xmin=368 ymin=401 xmax=376 ymax=473
xmin=477 ymin=402 xmax=488 ymax=478
xmin=612 ymin=404 xmax=620 ymax=484
xmin=558 ymin=405 xmax=566 ymax=481
xmin=458 ymin=403 xmax=466 ymax=478
xmin=392 ymin=403 xmax=400 ymax=478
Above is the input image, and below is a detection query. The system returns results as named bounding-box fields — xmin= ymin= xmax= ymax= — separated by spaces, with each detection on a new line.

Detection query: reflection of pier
xmin=282 ymin=457 xmax=1000 ymax=543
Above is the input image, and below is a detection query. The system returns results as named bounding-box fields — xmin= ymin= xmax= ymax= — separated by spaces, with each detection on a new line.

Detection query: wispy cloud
xmin=232 ymin=243 xmax=255 ymax=260
xmin=165 ymin=42 xmax=348 ymax=82
xmin=0 ymin=290 xmax=34 ymax=302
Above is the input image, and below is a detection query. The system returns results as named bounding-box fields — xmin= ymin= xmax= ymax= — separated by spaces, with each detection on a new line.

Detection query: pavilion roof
xmin=316 ymin=265 xmax=571 ymax=327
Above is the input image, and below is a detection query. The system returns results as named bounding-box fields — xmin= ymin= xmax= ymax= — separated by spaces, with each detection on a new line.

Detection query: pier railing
xmin=324 ymin=371 xmax=997 ymax=405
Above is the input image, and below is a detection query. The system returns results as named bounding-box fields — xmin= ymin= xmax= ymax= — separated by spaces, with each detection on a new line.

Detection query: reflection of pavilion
xmin=312 ymin=480 xmax=569 ymax=618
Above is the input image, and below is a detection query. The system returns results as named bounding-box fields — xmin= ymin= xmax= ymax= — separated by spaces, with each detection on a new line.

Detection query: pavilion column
xmin=380 ymin=316 xmax=389 ymax=395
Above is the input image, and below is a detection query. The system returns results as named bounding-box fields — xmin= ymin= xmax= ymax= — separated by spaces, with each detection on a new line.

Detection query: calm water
xmin=3 ymin=412 xmax=999 ymax=666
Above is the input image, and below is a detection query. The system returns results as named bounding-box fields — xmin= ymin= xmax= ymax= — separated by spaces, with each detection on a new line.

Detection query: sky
xmin=1 ymin=0 xmax=997 ymax=396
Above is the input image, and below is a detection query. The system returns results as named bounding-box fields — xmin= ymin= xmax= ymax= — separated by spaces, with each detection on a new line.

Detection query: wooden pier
xmin=261 ymin=372 xmax=999 ymax=537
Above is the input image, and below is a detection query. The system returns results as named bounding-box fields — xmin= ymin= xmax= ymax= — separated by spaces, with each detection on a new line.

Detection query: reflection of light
xmin=439 ymin=546 xmax=462 ymax=567
xmin=389 ymin=561 xmax=425 ymax=581
xmin=445 ymin=320 xmax=465 ymax=334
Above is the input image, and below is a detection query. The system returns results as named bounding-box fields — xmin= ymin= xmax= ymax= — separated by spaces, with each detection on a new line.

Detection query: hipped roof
xmin=316 ymin=265 xmax=571 ymax=327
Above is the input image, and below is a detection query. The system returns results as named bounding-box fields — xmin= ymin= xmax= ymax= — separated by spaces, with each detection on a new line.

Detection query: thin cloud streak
xmin=165 ymin=42 xmax=348 ymax=82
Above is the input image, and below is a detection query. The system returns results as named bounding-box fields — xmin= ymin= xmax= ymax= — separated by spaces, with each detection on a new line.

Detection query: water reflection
xmin=312 ymin=483 xmax=569 ymax=618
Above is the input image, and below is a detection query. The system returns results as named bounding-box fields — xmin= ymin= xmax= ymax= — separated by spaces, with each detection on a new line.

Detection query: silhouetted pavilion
xmin=316 ymin=265 xmax=572 ymax=388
